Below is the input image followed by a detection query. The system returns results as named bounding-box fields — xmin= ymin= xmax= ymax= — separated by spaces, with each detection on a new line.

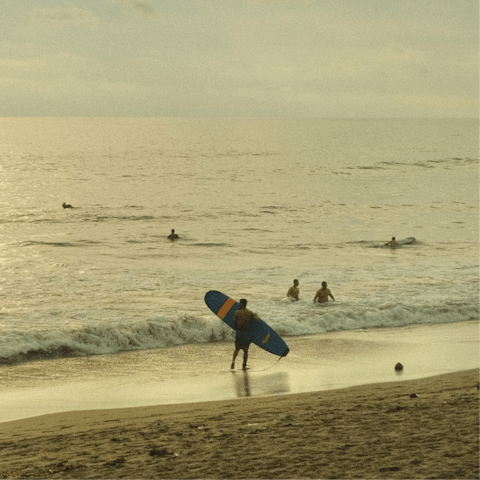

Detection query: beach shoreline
xmin=1 ymin=368 xmax=478 ymax=479
xmin=1 ymin=322 xmax=478 ymax=478
xmin=1 ymin=320 xmax=478 ymax=424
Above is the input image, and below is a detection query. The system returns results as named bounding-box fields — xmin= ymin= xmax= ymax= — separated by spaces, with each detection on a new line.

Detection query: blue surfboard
xmin=204 ymin=290 xmax=289 ymax=357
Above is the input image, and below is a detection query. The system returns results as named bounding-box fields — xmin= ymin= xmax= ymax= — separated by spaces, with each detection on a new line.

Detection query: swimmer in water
xmin=314 ymin=281 xmax=335 ymax=303
xmin=385 ymin=237 xmax=398 ymax=248
xmin=167 ymin=229 xmax=179 ymax=241
xmin=287 ymin=279 xmax=300 ymax=301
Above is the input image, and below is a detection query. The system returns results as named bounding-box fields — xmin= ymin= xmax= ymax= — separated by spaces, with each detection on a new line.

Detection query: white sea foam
xmin=1 ymin=301 xmax=477 ymax=365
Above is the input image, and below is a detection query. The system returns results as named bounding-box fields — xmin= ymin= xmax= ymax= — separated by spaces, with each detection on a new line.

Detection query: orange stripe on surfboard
xmin=217 ymin=297 xmax=236 ymax=319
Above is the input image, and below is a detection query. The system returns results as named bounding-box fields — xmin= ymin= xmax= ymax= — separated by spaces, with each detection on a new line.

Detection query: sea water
xmin=0 ymin=118 xmax=478 ymax=367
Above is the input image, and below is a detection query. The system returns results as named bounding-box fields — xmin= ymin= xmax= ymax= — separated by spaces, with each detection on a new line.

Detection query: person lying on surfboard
xmin=287 ymin=279 xmax=300 ymax=301
xmin=314 ymin=281 xmax=335 ymax=303
xmin=385 ymin=237 xmax=398 ymax=248
xmin=231 ymin=299 xmax=260 ymax=370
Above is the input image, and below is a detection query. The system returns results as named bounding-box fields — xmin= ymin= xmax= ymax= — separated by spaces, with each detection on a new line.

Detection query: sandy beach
xmin=2 ymin=321 xmax=478 ymax=424
xmin=1 ymin=322 xmax=478 ymax=479
xmin=1 ymin=368 xmax=478 ymax=479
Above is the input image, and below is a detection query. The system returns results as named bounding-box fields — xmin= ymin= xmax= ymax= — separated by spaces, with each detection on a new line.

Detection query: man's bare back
xmin=168 ymin=229 xmax=179 ymax=241
xmin=386 ymin=237 xmax=398 ymax=248
xmin=234 ymin=307 xmax=257 ymax=330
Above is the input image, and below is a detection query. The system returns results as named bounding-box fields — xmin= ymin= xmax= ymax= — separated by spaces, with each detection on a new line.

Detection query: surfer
xmin=314 ymin=281 xmax=335 ymax=303
xmin=287 ymin=279 xmax=300 ymax=301
xmin=231 ymin=299 xmax=260 ymax=370
xmin=62 ymin=203 xmax=74 ymax=209
xmin=385 ymin=237 xmax=398 ymax=248
xmin=167 ymin=229 xmax=179 ymax=241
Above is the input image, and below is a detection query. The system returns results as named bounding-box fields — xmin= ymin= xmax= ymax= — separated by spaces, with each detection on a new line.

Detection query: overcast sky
xmin=1 ymin=0 xmax=478 ymax=117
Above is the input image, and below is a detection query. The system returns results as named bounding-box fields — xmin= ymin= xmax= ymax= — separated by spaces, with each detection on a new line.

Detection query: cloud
xmin=111 ymin=0 xmax=157 ymax=16
xmin=29 ymin=6 xmax=99 ymax=26
xmin=0 ymin=52 xmax=91 ymax=80
xmin=2 ymin=1 xmax=477 ymax=117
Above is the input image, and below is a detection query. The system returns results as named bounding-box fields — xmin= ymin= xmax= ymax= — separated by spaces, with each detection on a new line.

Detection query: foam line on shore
xmin=0 ymin=321 xmax=477 ymax=423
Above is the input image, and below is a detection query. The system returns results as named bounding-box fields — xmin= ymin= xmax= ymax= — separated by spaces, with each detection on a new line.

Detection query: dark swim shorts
xmin=235 ymin=330 xmax=254 ymax=349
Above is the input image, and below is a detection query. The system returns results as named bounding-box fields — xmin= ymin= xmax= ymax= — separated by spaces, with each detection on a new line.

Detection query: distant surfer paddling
xmin=314 ymin=281 xmax=335 ymax=304
xmin=287 ymin=279 xmax=300 ymax=301
xmin=231 ymin=299 xmax=260 ymax=370
xmin=62 ymin=203 xmax=74 ymax=209
xmin=167 ymin=229 xmax=179 ymax=241
xmin=385 ymin=237 xmax=398 ymax=248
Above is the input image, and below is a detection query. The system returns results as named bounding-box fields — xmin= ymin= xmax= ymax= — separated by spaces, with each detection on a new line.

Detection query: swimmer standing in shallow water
xmin=314 ymin=281 xmax=335 ymax=303
xmin=287 ymin=279 xmax=300 ymax=301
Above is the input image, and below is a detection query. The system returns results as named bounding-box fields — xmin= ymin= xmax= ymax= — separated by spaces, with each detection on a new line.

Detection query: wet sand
xmin=0 ymin=369 xmax=478 ymax=479
xmin=1 ymin=321 xmax=478 ymax=423
xmin=0 ymin=321 xmax=478 ymax=478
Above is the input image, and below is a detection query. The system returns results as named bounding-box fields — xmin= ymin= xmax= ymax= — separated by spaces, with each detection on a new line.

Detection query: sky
xmin=0 ymin=0 xmax=478 ymax=117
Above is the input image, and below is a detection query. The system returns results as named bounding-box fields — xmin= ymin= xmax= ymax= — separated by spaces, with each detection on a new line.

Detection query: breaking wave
xmin=0 ymin=301 xmax=477 ymax=366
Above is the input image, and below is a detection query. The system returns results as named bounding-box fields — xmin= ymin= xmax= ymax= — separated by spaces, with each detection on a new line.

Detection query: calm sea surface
xmin=0 ymin=118 xmax=478 ymax=366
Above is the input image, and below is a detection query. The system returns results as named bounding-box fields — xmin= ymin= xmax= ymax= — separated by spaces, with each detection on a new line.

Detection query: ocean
xmin=0 ymin=117 xmax=478 ymax=369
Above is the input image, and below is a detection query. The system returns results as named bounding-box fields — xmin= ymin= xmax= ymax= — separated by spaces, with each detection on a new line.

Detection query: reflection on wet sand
xmin=233 ymin=371 xmax=290 ymax=398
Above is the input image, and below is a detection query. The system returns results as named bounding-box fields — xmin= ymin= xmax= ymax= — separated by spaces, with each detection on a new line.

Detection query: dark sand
xmin=1 ymin=369 xmax=478 ymax=479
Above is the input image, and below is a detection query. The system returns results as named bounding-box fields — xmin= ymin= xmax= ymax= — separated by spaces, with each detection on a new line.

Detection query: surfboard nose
xmin=204 ymin=290 xmax=227 ymax=314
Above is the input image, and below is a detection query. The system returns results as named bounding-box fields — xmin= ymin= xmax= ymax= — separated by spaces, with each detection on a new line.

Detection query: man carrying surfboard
xmin=231 ymin=299 xmax=260 ymax=370
xmin=314 ymin=282 xmax=335 ymax=303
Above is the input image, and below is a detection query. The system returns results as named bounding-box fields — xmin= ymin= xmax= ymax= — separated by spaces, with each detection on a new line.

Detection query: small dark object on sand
xmin=410 ymin=393 xmax=418 ymax=398
xmin=62 ymin=203 xmax=74 ymax=209
xmin=395 ymin=362 xmax=403 ymax=371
